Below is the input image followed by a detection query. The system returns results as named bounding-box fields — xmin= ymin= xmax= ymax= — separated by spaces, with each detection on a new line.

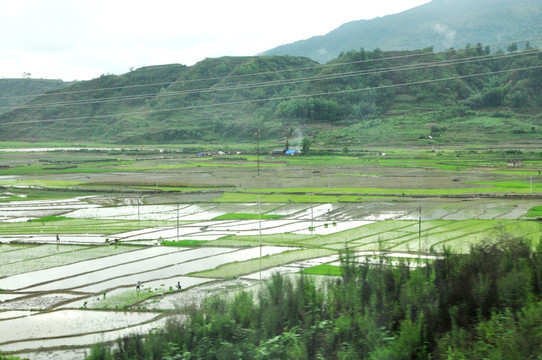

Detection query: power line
xmin=2 ymin=64 xmax=540 ymax=126
xmin=1 ymin=36 xmax=540 ymax=103
xmin=1 ymin=47 xmax=539 ymax=112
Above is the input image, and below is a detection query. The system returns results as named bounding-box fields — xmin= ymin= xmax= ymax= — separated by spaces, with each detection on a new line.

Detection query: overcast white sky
xmin=1 ymin=0 xmax=431 ymax=81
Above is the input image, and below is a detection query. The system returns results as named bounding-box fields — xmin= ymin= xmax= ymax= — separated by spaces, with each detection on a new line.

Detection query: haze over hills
xmin=261 ymin=0 xmax=542 ymax=63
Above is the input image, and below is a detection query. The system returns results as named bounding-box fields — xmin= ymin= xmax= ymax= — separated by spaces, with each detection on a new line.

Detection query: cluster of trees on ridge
xmin=0 ymin=43 xmax=541 ymax=145
xmin=79 ymin=235 xmax=542 ymax=359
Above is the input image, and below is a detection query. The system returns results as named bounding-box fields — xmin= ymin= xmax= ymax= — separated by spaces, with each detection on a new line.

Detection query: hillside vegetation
xmin=1 ymin=45 xmax=542 ymax=147
xmin=262 ymin=0 xmax=542 ymax=63
xmin=0 ymin=78 xmax=69 ymax=115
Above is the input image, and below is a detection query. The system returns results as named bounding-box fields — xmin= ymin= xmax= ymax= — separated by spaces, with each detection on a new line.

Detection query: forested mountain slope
xmin=262 ymin=0 xmax=542 ymax=63
xmin=0 ymin=78 xmax=69 ymax=115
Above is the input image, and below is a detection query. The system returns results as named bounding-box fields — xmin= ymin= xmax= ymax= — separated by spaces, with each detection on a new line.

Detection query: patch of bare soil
xmin=0 ymin=293 xmax=80 ymax=310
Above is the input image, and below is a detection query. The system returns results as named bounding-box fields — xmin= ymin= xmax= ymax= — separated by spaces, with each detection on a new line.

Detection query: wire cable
xmin=1 ymin=36 xmax=540 ymax=102
xmin=2 ymin=47 xmax=540 ymax=111
xmin=2 ymin=64 xmax=540 ymax=126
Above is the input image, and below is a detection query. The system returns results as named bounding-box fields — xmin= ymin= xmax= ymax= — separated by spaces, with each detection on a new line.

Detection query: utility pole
xmin=258 ymin=194 xmax=262 ymax=280
xmin=177 ymin=203 xmax=180 ymax=241
xmin=256 ymin=128 xmax=261 ymax=176
xmin=310 ymin=193 xmax=314 ymax=233
xmin=137 ymin=195 xmax=141 ymax=229
xmin=418 ymin=206 xmax=422 ymax=261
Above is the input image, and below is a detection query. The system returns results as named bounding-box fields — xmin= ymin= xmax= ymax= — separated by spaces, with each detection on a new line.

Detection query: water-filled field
xmin=1 ymin=195 xmax=540 ymax=359
xmin=1 ymin=147 xmax=541 ymax=358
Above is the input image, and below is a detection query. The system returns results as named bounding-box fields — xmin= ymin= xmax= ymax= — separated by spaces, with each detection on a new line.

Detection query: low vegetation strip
xmin=190 ymin=248 xmax=335 ymax=278
xmin=212 ymin=213 xmax=283 ymax=220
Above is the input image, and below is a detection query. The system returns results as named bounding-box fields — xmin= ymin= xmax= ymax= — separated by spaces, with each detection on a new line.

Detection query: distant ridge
xmin=261 ymin=0 xmax=542 ymax=63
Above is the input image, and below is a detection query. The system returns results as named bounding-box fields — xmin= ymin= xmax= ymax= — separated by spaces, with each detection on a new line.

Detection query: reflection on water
xmin=0 ymin=309 xmax=158 ymax=344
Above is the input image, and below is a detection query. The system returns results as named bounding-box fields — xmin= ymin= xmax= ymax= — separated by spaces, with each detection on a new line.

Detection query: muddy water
xmin=0 ymin=247 xmax=184 ymax=290
xmin=141 ymin=279 xmax=257 ymax=310
xmin=66 ymin=203 xmax=219 ymax=221
xmin=243 ymin=265 xmax=302 ymax=280
xmin=174 ymin=232 xmax=231 ymax=241
xmin=0 ymin=309 xmax=158 ymax=344
xmin=27 ymin=247 xmax=229 ymax=292
xmin=157 ymin=246 xmax=296 ymax=275
xmin=113 ymin=218 xmax=365 ymax=242
xmin=267 ymin=203 xmax=315 ymax=216
xmin=16 ymin=348 xmax=88 ymax=360
xmin=0 ymin=310 xmax=34 ymax=320
xmin=51 ymin=247 xmax=292 ymax=294
xmin=65 ymin=276 xmax=213 ymax=308
xmin=74 ymin=272 xmax=213 ymax=294
xmin=287 ymin=204 xmax=341 ymax=220
xmin=119 ymin=226 xmax=203 ymax=241
xmin=0 ymin=244 xmax=88 ymax=265
xmin=294 ymin=221 xmax=373 ymax=235
xmin=61 ymin=246 xmax=295 ymax=294
xmin=0 ymin=293 xmax=82 ymax=311
xmin=0 ymin=294 xmax=26 ymax=302
xmin=0 ymin=314 xmax=171 ymax=353
xmin=0 ymin=197 xmax=100 ymax=223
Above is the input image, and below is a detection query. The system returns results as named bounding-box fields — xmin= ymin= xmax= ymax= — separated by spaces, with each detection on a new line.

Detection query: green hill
xmin=0 ymin=78 xmax=70 ymax=115
xmin=262 ymin=0 xmax=542 ymax=63
xmin=0 ymin=46 xmax=541 ymax=147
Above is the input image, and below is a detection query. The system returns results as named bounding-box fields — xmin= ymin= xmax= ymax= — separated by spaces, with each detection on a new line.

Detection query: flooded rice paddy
xmin=0 ymin=194 xmax=539 ymax=358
